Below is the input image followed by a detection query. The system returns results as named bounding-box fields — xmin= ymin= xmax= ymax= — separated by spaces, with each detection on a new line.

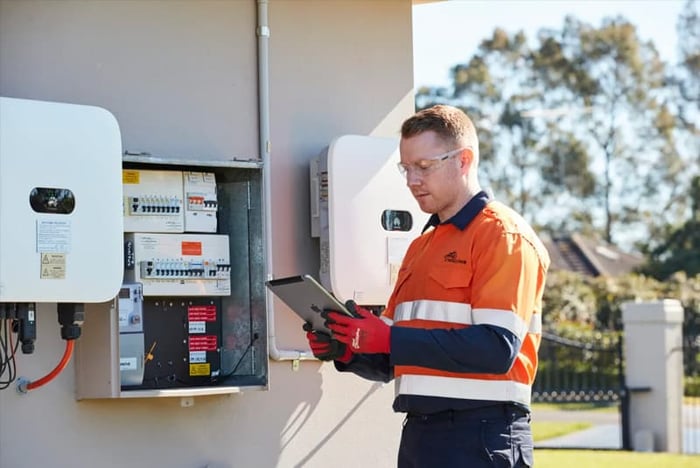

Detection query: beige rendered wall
xmin=0 ymin=1 xmax=415 ymax=467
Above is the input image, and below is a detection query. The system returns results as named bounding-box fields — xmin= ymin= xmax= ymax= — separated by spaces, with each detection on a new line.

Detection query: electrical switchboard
xmin=183 ymin=171 xmax=218 ymax=233
xmin=124 ymin=233 xmax=231 ymax=296
xmin=122 ymin=169 xmax=185 ymax=233
xmin=75 ymin=160 xmax=267 ymax=399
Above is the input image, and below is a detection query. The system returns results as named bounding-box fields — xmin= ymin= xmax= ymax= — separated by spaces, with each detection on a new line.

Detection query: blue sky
xmin=413 ymin=0 xmax=687 ymax=88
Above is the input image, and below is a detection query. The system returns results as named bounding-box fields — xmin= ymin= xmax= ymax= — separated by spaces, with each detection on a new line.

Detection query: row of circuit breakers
xmin=119 ymin=169 xmax=229 ymax=390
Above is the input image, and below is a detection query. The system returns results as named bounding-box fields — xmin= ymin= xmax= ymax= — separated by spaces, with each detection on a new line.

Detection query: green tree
xmin=641 ymin=175 xmax=700 ymax=280
xmin=418 ymin=16 xmax=689 ymax=248
xmin=533 ymin=17 xmax=679 ymax=245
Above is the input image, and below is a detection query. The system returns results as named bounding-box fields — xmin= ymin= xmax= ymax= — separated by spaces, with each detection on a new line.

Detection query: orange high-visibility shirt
xmin=384 ymin=197 xmax=550 ymax=409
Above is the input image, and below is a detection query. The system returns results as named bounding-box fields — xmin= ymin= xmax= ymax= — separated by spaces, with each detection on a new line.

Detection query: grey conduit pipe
xmin=257 ymin=0 xmax=313 ymax=361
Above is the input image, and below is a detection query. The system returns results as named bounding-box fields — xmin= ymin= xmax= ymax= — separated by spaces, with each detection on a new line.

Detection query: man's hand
xmin=324 ymin=300 xmax=391 ymax=354
xmin=303 ymin=322 xmax=352 ymax=362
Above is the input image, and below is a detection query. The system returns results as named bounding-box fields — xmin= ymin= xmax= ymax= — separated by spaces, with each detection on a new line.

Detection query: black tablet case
xmin=266 ymin=274 xmax=353 ymax=335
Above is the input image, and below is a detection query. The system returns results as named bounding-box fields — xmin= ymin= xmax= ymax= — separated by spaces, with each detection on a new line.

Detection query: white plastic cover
xmin=323 ymin=135 xmax=428 ymax=306
xmin=0 ymin=97 xmax=124 ymax=302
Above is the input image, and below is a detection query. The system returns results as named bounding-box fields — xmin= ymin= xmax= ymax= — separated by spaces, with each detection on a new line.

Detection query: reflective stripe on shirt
xmin=396 ymin=374 xmax=532 ymax=407
xmin=393 ymin=300 xmax=471 ymax=325
xmin=392 ymin=300 xmax=541 ymax=339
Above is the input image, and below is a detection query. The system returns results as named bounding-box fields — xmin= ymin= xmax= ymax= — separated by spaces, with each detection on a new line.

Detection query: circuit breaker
xmin=124 ymin=233 xmax=231 ymax=296
xmin=0 ymin=96 xmax=124 ymax=303
xmin=183 ymin=171 xmax=218 ymax=233
xmin=122 ymin=169 xmax=185 ymax=233
xmin=310 ymin=135 xmax=429 ymax=306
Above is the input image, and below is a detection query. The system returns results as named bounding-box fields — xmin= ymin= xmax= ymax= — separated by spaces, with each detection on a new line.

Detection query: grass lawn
xmin=532 ymin=421 xmax=592 ymax=442
xmin=532 ymin=402 xmax=618 ymax=412
xmin=536 ymin=449 xmax=699 ymax=467
xmin=531 ymin=402 xmax=613 ymax=442
xmin=532 ymin=402 xmax=700 ymax=465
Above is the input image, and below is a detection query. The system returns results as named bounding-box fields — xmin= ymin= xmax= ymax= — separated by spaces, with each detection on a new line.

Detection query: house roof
xmin=542 ymin=233 xmax=645 ymax=277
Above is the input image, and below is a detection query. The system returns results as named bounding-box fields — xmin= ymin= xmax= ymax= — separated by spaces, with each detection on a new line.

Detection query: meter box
xmin=183 ymin=171 xmax=218 ymax=233
xmin=310 ymin=135 xmax=429 ymax=306
xmin=118 ymin=284 xmax=145 ymax=387
xmin=0 ymin=96 xmax=124 ymax=303
xmin=74 ymin=161 xmax=267 ymax=400
xmin=124 ymin=233 xmax=231 ymax=296
xmin=122 ymin=169 xmax=184 ymax=233
xmin=121 ymin=297 xmax=222 ymax=390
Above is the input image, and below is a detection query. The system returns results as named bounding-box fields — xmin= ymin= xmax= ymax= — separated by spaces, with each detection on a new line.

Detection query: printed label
xmin=40 ymin=253 xmax=66 ymax=279
xmin=188 ymin=321 xmax=206 ymax=334
xmin=181 ymin=241 xmax=202 ymax=256
xmin=188 ymin=305 xmax=217 ymax=322
xmin=189 ymin=363 xmax=211 ymax=376
xmin=189 ymin=351 xmax=207 ymax=363
xmin=122 ymin=170 xmax=140 ymax=184
xmin=36 ymin=220 xmax=71 ymax=253
xmin=120 ymin=357 xmax=138 ymax=371
xmin=189 ymin=334 xmax=218 ymax=351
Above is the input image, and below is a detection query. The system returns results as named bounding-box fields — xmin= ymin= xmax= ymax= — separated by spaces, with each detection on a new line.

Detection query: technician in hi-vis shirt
xmin=306 ymin=105 xmax=550 ymax=468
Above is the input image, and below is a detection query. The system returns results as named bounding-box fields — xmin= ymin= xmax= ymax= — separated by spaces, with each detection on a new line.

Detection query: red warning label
xmin=188 ymin=305 xmax=217 ymax=322
xmin=189 ymin=334 xmax=218 ymax=351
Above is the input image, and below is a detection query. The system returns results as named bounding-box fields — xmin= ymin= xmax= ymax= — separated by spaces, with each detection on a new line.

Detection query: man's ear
xmin=460 ymin=148 xmax=473 ymax=170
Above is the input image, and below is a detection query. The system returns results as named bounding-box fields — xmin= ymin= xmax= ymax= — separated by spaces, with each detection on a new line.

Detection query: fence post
xmin=621 ymin=299 xmax=684 ymax=453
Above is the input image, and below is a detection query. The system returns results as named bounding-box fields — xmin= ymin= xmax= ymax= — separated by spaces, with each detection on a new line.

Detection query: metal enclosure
xmin=74 ymin=158 xmax=268 ymax=398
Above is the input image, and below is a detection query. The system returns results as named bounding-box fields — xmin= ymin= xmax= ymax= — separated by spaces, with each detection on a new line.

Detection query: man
xmin=306 ymin=105 xmax=550 ymax=467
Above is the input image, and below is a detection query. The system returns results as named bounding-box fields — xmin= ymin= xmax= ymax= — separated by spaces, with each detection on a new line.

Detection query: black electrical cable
xmin=0 ymin=319 xmax=20 ymax=390
xmin=213 ymin=332 xmax=260 ymax=383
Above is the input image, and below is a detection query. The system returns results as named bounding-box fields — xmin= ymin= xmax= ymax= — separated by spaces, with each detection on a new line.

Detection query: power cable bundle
xmin=0 ymin=309 xmax=20 ymax=390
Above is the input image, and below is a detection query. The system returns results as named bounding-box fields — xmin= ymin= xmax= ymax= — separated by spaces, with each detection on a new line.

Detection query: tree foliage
xmin=417 ymin=8 xmax=699 ymax=250
xmin=542 ymin=270 xmax=700 ymax=384
xmin=641 ymin=176 xmax=700 ymax=280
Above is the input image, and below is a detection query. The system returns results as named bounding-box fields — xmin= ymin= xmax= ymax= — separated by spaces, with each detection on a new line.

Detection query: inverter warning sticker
xmin=40 ymin=253 xmax=66 ymax=279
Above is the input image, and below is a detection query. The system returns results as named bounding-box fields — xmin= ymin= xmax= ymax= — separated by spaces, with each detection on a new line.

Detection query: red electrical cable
xmin=26 ymin=340 xmax=75 ymax=391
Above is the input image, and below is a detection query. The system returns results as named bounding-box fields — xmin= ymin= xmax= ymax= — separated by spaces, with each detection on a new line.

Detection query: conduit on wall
xmin=257 ymin=0 xmax=313 ymax=362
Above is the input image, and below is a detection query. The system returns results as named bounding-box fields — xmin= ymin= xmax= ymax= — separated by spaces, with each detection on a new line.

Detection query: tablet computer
xmin=265 ymin=274 xmax=353 ymax=335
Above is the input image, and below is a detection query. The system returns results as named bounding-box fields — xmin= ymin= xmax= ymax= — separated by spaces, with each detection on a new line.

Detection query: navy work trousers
xmin=397 ymin=405 xmax=534 ymax=467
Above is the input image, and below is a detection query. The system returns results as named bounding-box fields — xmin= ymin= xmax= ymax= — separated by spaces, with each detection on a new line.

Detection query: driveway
xmin=533 ymin=405 xmax=700 ymax=453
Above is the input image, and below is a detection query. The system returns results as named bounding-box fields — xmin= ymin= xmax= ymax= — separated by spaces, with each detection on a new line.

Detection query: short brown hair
xmin=401 ymin=105 xmax=478 ymax=149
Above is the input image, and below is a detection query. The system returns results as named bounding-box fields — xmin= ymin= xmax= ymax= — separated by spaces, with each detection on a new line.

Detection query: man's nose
xmin=406 ymin=169 xmax=423 ymax=186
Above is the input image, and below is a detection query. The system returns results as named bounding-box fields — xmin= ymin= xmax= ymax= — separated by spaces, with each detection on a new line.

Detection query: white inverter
xmin=310 ymin=135 xmax=429 ymax=306
xmin=0 ymin=97 xmax=124 ymax=303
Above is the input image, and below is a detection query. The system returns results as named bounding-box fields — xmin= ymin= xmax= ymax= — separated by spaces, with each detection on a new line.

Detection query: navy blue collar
xmin=421 ymin=191 xmax=491 ymax=233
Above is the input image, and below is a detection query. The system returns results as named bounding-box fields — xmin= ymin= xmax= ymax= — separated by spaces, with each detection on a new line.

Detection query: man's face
xmin=399 ymin=130 xmax=466 ymax=220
